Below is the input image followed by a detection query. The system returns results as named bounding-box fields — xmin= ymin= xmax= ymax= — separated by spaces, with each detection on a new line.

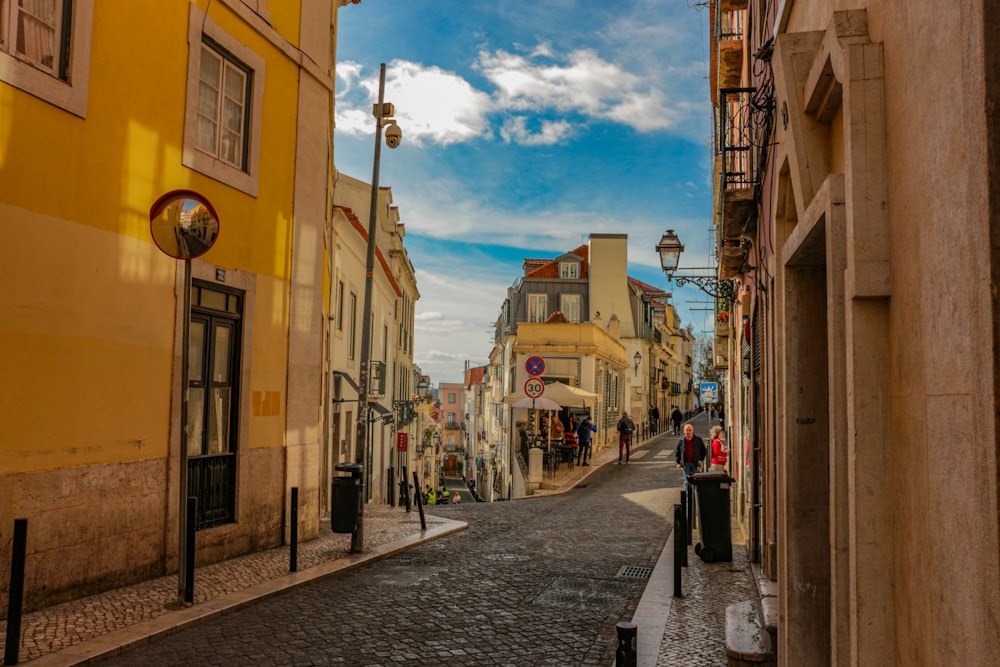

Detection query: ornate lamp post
xmin=656 ymin=229 xmax=737 ymax=302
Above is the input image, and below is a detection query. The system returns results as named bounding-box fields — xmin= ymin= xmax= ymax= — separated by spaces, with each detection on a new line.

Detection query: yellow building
xmin=0 ymin=0 xmax=345 ymax=611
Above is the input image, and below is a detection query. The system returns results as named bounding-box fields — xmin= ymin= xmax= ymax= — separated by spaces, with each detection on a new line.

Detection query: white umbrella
xmin=541 ymin=382 xmax=598 ymax=408
xmin=507 ymin=395 xmax=560 ymax=411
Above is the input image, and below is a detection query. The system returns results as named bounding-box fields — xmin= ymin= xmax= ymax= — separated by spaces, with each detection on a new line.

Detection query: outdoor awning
xmin=371 ymin=402 xmax=393 ymax=420
xmin=332 ymin=371 xmax=359 ymax=402
xmin=539 ymin=382 xmax=598 ymax=408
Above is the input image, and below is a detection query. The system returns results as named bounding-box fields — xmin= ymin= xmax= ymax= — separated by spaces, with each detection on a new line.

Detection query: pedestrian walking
xmin=709 ymin=425 xmax=728 ymax=472
xmin=675 ymin=423 xmax=706 ymax=483
xmin=576 ymin=415 xmax=595 ymax=466
xmin=649 ymin=404 xmax=660 ymax=434
xmin=617 ymin=411 xmax=635 ymax=463
xmin=670 ymin=405 xmax=683 ymax=435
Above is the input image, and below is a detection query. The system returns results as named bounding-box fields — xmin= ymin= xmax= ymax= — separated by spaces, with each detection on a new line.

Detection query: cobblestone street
xmin=98 ymin=440 xmax=683 ymax=666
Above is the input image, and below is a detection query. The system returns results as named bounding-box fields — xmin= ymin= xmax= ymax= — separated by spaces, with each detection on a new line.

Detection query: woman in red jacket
xmin=709 ymin=425 xmax=728 ymax=472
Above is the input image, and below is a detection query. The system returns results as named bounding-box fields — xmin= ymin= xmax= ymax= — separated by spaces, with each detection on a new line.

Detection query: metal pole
xmin=290 ymin=487 xmax=298 ymax=572
xmin=184 ymin=496 xmax=196 ymax=604
xmin=177 ymin=259 xmax=192 ymax=603
xmin=352 ymin=62 xmax=387 ymax=554
xmin=412 ymin=471 xmax=426 ymax=531
xmin=4 ymin=518 xmax=27 ymax=666
xmin=673 ymin=504 xmax=683 ymax=597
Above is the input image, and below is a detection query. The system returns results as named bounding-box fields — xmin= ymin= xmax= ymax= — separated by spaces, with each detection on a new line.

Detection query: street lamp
xmin=633 ymin=351 xmax=642 ymax=376
xmin=656 ymin=229 xmax=737 ymax=302
xmin=393 ymin=375 xmax=430 ymax=426
xmin=353 ymin=63 xmax=402 ymax=554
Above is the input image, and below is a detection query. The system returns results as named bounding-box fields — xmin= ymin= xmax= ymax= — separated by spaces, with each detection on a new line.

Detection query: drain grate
xmin=350 ymin=564 xmax=445 ymax=587
xmin=486 ymin=553 xmax=530 ymax=562
xmin=533 ymin=576 xmax=632 ymax=611
xmin=616 ymin=565 xmax=653 ymax=579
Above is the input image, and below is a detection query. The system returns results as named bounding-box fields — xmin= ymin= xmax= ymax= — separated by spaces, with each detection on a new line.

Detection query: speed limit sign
xmin=524 ymin=377 xmax=545 ymax=398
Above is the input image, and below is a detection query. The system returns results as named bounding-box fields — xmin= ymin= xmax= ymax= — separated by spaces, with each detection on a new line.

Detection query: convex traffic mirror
xmin=149 ymin=190 xmax=220 ymax=260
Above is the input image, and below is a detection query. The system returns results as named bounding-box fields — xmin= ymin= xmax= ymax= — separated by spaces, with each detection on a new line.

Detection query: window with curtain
xmin=527 ymin=294 xmax=547 ymax=323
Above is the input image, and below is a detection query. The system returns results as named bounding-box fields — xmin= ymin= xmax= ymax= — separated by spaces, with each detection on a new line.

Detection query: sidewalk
xmin=0 ymin=509 xmax=466 ymax=666
xmin=1 ymin=410 xmax=763 ymax=666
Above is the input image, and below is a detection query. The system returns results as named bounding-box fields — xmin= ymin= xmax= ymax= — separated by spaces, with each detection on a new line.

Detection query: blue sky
xmin=334 ymin=0 xmax=716 ymax=383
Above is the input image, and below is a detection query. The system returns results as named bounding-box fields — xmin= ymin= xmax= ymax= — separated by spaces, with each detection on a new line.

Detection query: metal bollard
xmin=290 ymin=487 xmax=299 ymax=572
xmin=412 ymin=471 xmax=426 ymax=531
xmin=679 ymin=490 xmax=689 ymax=566
xmin=184 ymin=497 xmax=196 ymax=604
xmin=673 ymin=504 xmax=683 ymax=598
xmin=4 ymin=518 xmax=27 ymax=666
xmin=615 ymin=621 xmax=637 ymax=667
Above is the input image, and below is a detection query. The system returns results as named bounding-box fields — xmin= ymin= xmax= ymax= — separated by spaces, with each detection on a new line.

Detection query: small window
xmin=196 ymin=40 xmax=250 ymax=170
xmin=183 ymin=6 xmax=264 ymax=196
xmin=559 ymin=261 xmax=579 ymax=279
xmin=528 ymin=294 xmax=547 ymax=323
xmin=561 ymin=294 xmax=581 ymax=323
xmin=0 ymin=0 xmax=94 ymax=116
xmin=336 ymin=280 xmax=344 ymax=330
xmin=348 ymin=292 xmax=357 ymax=359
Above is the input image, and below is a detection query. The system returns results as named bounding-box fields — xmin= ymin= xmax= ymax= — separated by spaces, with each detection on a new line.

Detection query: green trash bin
xmin=689 ymin=471 xmax=733 ymax=563
xmin=331 ymin=463 xmax=363 ymax=534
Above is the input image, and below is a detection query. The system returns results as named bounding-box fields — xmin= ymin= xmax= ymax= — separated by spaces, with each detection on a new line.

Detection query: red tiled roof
xmin=335 ymin=206 xmax=403 ymax=298
xmin=523 ymin=244 xmax=589 ymax=279
xmin=465 ymin=365 xmax=486 ymax=387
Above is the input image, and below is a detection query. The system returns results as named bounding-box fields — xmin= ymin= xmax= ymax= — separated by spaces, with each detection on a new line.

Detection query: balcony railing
xmin=719 ymin=87 xmax=757 ymax=191
xmin=717 ymin=3 xmax=744 ymax=40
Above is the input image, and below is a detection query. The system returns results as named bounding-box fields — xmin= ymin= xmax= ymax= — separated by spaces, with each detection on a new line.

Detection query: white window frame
xmin=560 ymin=294 xmax=581 ymax=323
xmin=0 ymin=0 xmax=93 ymax=117
xmin=527 ymin=294 xmax=547 ymax=323
xmin=559 ymin=261 xmax=579 ymax=279
xmin=183 ymin=5 xmax=264 ymax=196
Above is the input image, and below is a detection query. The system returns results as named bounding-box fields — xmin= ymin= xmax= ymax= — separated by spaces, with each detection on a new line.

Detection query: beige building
xmin=330 ymin=174 xmax=419 ymax=509
xmin=487 ymin=234 xmax=685 ymax=497
xmin=710 ymin=0 xmax=1000 ymax=664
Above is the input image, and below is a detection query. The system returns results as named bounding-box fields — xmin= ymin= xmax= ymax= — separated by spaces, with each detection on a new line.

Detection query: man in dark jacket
xmin=670 ymin=406 xmax=683 ymax=435
xmin=617 ymin=412 xmax=635 ymax=464
xmin=675 ymin=423 xmax=706 ymax=483
xmin=576 ymin=416 xmax=594 ymax=466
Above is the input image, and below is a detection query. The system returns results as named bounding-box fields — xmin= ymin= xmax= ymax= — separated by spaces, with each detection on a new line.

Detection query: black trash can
xmin=331 ymin=462 xmax=364 ymax=534
xmin=689 ymin=471 xmax=733 ymax=563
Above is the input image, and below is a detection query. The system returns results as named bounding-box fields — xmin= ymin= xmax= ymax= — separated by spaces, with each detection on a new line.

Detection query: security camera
xmin=384 ymin=122 xmax=402 ymax=149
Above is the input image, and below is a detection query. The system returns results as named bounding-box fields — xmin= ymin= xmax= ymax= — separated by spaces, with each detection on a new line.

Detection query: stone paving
xmin=655 ymin=536 xmax=757 ymax=666
xmin=1 ymin=411 xmax=762 ymax=666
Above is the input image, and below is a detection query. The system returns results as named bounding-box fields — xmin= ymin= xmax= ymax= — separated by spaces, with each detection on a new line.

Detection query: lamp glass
xmin=656 ymin=229 xmax=683 ymax=274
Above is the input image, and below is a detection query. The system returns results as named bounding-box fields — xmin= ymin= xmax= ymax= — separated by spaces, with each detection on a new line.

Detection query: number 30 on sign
xmin=524 ymin=377 xmax=545 ymax=398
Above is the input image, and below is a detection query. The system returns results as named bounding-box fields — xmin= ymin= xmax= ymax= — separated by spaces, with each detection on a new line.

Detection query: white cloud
xmin=336 ymin=60 xmax=494 ymax=146
xmin=498 ymin=117 xmax=573 ymax=145
xmin=476 ymin=47 xmax=677 ymax=131
xmin=336 ymin=37 xmax=701 ymax=149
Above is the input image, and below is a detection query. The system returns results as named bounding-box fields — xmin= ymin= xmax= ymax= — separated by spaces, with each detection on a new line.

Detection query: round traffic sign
xmin=525 ymin=355 xmax=546 ymax=376
xmin=524 ymin=377 xmax=545 ymax=398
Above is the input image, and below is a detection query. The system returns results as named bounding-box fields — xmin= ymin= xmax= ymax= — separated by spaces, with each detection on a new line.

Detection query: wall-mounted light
xmin=633 ymin=351 xmax=642 ymax=376
xmin=655 ymin=229 xmax=737 ymax=302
